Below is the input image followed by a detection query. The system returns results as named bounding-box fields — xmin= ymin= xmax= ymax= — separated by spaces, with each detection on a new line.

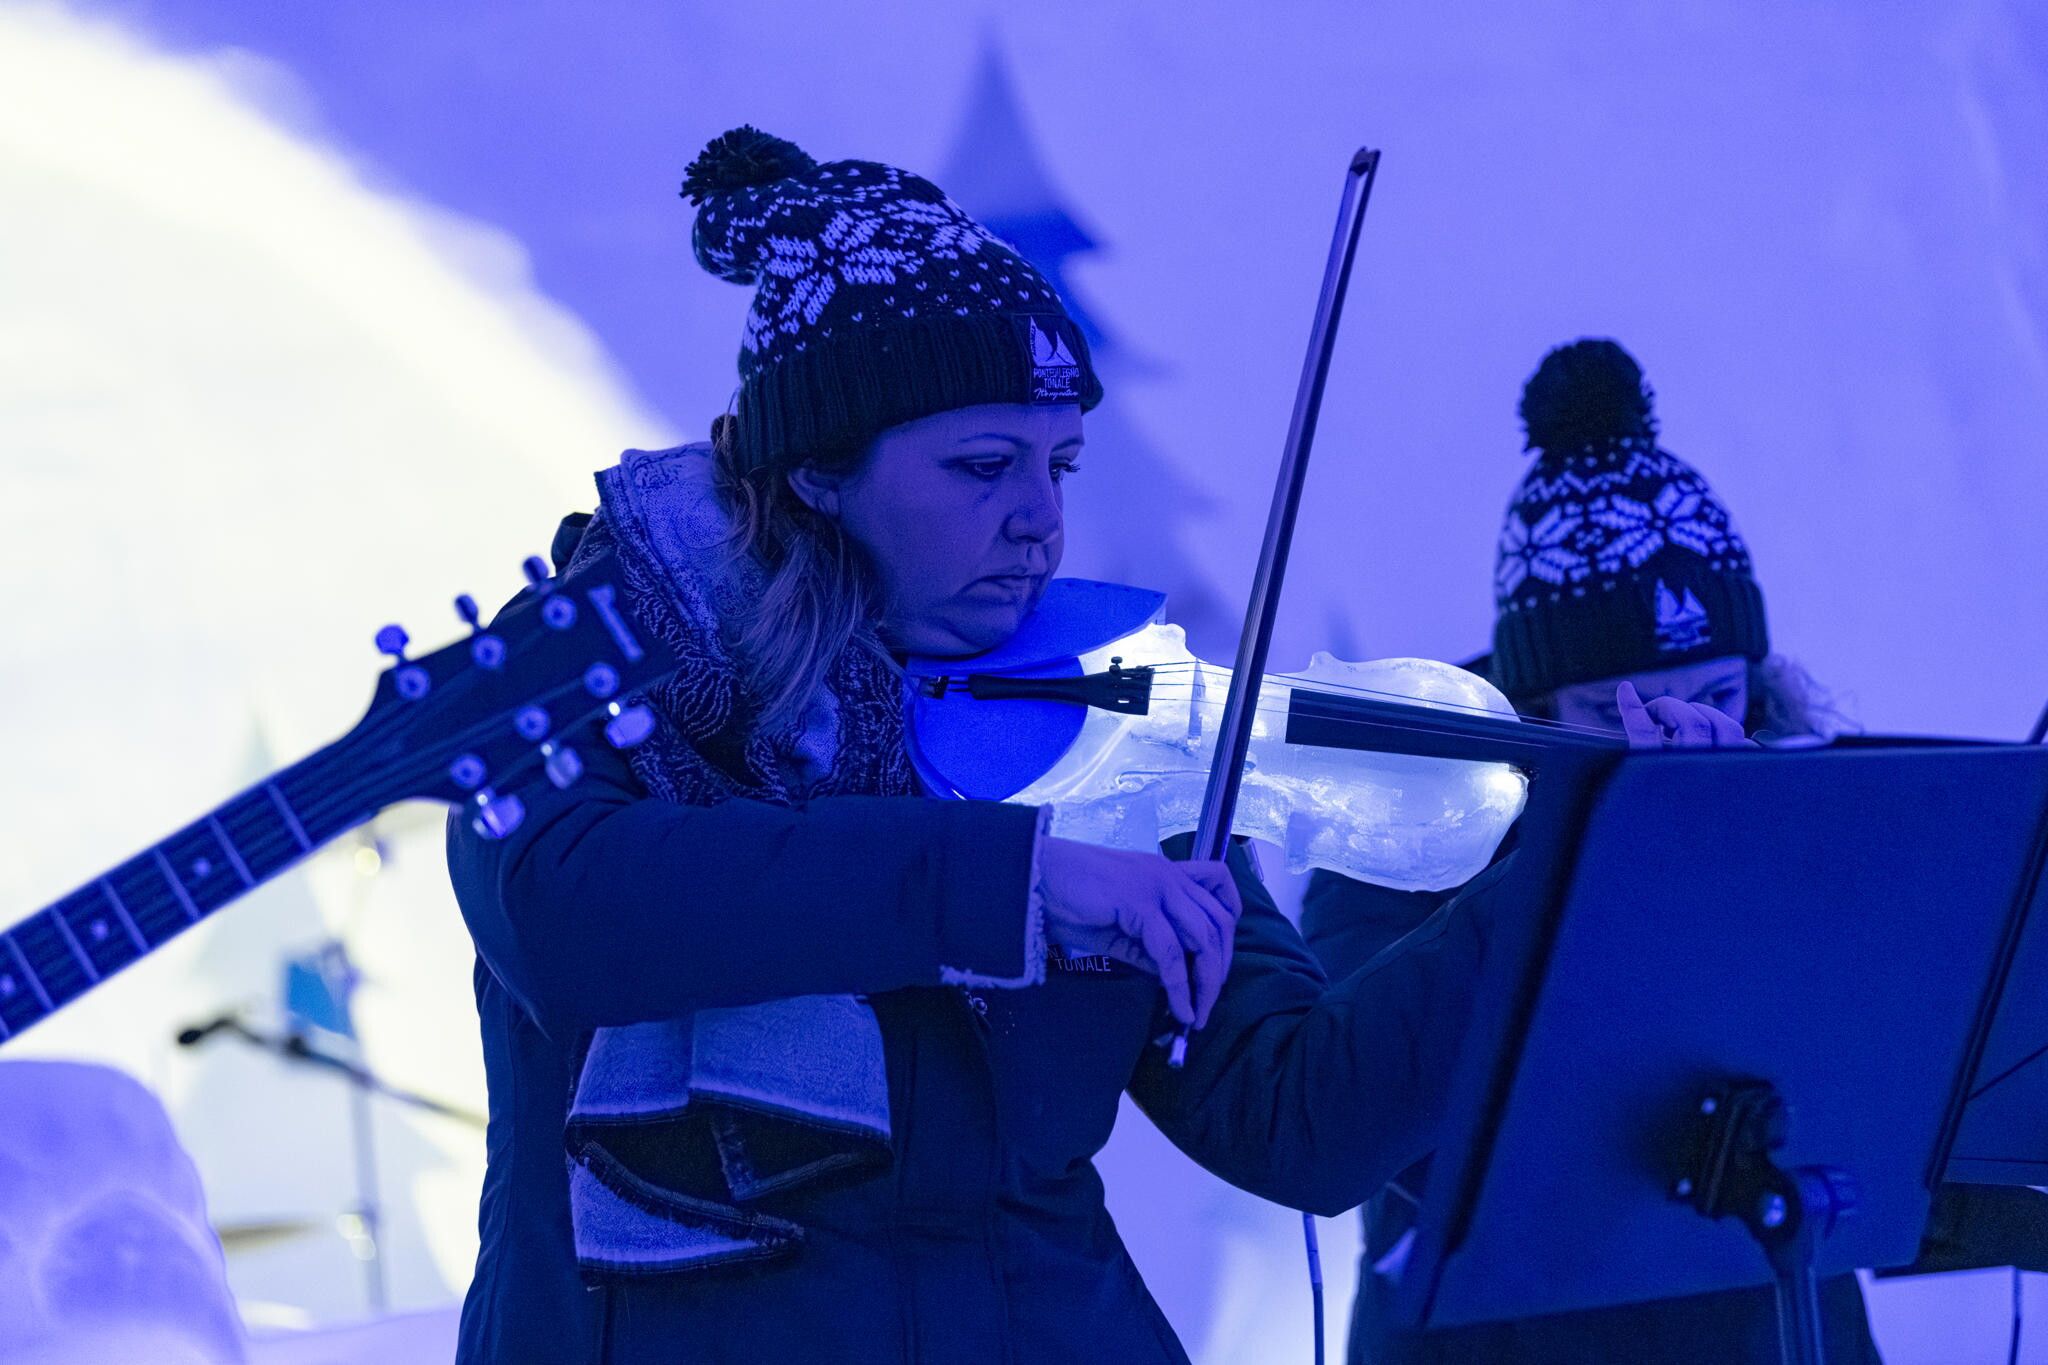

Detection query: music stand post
xmin=1389 ymin=742 xmax=2048 ymax=1365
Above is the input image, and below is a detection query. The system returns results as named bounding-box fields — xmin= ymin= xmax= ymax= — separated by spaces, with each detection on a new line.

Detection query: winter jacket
xmin=1300 ymin=866 xmax=1885 ymax=1365
xmin=443 ymin=519 xmax=1510 ymax=1364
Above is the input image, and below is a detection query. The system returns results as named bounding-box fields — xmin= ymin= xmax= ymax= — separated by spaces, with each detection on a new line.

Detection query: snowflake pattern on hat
xmin=694 ymin=160 xmax=1063 ymax=376
xmin=1493 ymin=437 xmax=1750 ymax=610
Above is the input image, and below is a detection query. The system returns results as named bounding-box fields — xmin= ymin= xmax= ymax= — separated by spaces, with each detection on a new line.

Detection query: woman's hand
xmin=1616 ymin=680 xmax=1753 ymax=750
xmin=1037 ymin=837 xmax=1244 ymax=1029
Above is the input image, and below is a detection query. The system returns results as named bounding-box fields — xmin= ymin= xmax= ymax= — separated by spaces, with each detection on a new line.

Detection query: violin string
xmin=1118 ymin=690 xmax=1624 ymax=750
xmin=1084 ymin=663 xmax=1629 ymax=743
xmin=1139 ymin=685 xmax=1626 ymax=744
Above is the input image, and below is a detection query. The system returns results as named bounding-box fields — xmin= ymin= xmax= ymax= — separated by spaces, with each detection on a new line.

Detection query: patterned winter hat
xmin=1490 ymin=340 xmax=1769 ymax=699
xmin=682 ymin=126 xmax=1103 ymax=471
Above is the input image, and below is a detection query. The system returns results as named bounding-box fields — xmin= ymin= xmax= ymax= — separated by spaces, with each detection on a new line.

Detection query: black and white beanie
xmin=681 ymin=126 xmax=1103 ymax=472
xmin=1490 ymin=339 xmax=1770 ymax=699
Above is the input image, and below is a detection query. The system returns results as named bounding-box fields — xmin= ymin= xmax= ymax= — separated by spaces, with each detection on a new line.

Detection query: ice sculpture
xmin=1007 ymin=624 xmax=1530 ymax=893
xmin=0 ymin=1060 xmax=247 ymax=1365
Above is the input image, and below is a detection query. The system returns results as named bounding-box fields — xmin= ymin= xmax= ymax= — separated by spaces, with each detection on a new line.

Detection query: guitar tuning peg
xmin=375 ymin=624 xmax=430 ymax=700
xmin=523 ymin=556 xmax=553 ymax=590
xmin=457 ymin=593 xmax=507 ymax=669
xmin=605 ymin=704 xmax=656 ymax=750
xmin=542 ymin=743 xmax=584 ymax=790
xmin=470 ymin=789 xmax=526 ymax=840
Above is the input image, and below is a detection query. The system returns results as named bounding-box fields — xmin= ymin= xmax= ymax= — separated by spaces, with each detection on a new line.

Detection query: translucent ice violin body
xmin=906 ymin=580 xmax=1623 ymax=893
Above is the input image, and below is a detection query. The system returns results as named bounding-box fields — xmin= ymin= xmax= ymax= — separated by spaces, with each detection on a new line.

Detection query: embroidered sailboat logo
xmin=1023 ymin=318 xmax=1081 ymax=402
xmin=1653 ymin=579 xmax=1713 ymax=652
xmin=1032 ymin=321 xmax=1078 ymax=368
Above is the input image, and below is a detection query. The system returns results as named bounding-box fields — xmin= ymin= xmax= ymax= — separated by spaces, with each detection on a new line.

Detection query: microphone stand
xmin=176 ymin=1013 xmax=485 ymax=1128
xmin=176 ymin=1011 xmax=486 ymax=1314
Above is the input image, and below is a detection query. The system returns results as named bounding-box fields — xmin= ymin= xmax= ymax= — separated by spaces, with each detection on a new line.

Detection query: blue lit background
xmin=3 ymin=2 xmax=2044 ymax=1359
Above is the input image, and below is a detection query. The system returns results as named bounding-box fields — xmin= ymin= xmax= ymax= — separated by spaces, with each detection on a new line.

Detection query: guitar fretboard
xmin=0 ymin=749 xmax=358 ymax=1041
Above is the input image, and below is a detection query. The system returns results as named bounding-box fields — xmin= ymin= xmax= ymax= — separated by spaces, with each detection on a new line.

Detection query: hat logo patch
xmin=1652 ymin=579 xmax=1713 ymax=653
xmin=1024 ymin=318 xmax=1081 ymax=404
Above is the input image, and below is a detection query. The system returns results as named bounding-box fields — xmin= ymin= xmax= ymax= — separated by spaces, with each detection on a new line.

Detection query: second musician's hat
xmin=1490 ymin=339 xmax=1770 ymax=699
xmin=682 ymin=125 xmax=1103 ymax=472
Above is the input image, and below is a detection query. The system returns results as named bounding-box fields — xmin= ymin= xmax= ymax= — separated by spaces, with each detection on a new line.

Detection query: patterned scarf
xmin=560 ymin=442 xmax=915 ymax=1278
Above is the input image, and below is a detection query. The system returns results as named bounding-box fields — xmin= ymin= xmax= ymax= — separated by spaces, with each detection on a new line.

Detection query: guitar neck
xmin=0 ymin=741 xmax=367 ymax=1043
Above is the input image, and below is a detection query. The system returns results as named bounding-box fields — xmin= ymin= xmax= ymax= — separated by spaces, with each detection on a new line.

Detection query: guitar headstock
xmin=335 ymin=555 xmax=674 ymax=840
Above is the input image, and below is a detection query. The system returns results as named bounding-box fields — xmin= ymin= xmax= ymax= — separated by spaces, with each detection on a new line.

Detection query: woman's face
xmin=792 ymin=402 xmax=1082 ymax=656
xmin=1550 ymin=654 xmax=1749 ymax=731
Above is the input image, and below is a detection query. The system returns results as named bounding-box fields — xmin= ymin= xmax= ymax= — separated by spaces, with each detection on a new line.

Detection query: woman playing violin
xmin=446 ymin=126 xmax=1480 ymax=1365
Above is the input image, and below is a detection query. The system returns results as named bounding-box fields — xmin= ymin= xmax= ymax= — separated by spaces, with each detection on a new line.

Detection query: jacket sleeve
xmin=1299 ymin=869 xmax=1457 ymax=981
xmin=1128 ymin=849 xmax=1515 ymax=1217
xmin=445 ymin=734 xmax=1046 ymax=1037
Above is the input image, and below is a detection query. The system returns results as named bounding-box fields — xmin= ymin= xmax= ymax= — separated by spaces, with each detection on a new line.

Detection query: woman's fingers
xmin=1616 ymin=681 xmax=1665 ymax=749
xmin=1133 ymin=904 xmax=1195 ymax=1026
xmin=1182 ymin=860 xmax=1245 ymax=922
xmin=1616 ymin=683 xmax=1756 ymax=750
xmin=1176 ymin=866 xmax=1243 ymax=1029
xmin=1646 ymin=695 xmax=1713 ymax=748
xmin=1139 ymin=880 xmax=1224 ymax=1030
xmin=1164 ymin=887 xmax=1230 ymax=1030
xmin=1702 ymin=705 xmax=1752 ymax=748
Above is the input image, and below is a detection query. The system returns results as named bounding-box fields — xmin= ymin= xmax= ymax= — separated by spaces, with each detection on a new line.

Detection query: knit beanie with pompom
xmin=681 ymin=125 xmax=1102 ymax=472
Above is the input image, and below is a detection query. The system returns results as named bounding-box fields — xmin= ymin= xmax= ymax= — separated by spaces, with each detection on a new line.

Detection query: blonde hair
xmin=1748 ymin=653 xmax=1855 ymax=741
xmin=710 ymin=415 xmax=890 ymax=733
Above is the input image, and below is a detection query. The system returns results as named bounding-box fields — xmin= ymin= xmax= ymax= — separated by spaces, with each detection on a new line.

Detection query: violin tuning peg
xmin=605 ymin=704 xmax=656 ymax=750
xmin=543 ymin=744 xmax=584 ymax=790
xmin=375 ymin=625 xmax=410 ymax=659
xmin=470 ymin=790 xmax=526 ymax=840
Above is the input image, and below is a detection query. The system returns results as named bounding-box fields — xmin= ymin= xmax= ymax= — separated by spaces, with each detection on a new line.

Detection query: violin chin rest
xmin=902 ymin=579 xmax=1167 ymax=679
xmin=902 ymin=579 xmax=1167 ymax=802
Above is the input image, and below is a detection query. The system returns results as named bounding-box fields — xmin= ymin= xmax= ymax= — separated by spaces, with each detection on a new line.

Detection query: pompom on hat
xmin=1490 ymin=340 xmax=1769 ymax=698
xmin=682 ymin=126 xmax=1102 ymax=471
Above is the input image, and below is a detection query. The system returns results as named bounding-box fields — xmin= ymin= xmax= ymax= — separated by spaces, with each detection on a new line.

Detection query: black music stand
xmin=1386 ymin=742 xmax=2048 ymax=1365
xmin=1947 ymin=821 xmax=2048 ymax=1186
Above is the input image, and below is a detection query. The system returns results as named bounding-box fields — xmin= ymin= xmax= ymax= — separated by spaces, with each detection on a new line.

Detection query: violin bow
xmin=1172 ymin=147 xmax=1382 ymax=1069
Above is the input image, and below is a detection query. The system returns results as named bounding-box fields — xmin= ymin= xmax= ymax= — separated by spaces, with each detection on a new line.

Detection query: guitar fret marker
xmin=98 ymin=880 xmax=149 ymax=954
xmin=4 ymin=936 xmax=52 ymax=1012
xmin=152 ymin=851 xmax=202 ymax=923
xmin=266 ymin=783 xmax=314 ymax=853
xmin=49 ymin=913 xmax=100 ymax=983
xmin=208 ymin=818 xmax=256 ymax=887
